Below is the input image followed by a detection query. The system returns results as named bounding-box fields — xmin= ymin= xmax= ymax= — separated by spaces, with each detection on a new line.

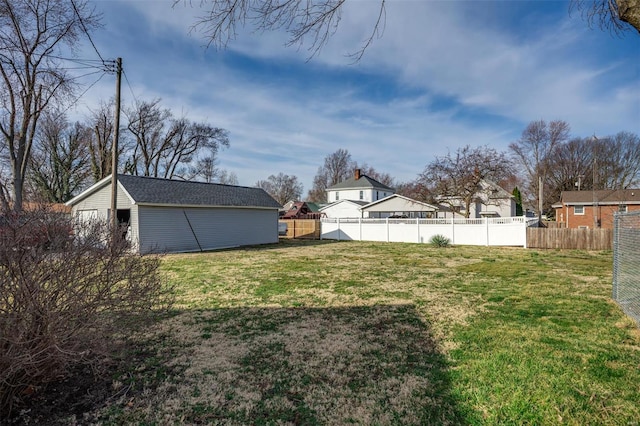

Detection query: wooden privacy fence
xmin=279 ymin=219 xmax=321 ymax=239
xmin=527 ymin=228 xmax=613 ymax=250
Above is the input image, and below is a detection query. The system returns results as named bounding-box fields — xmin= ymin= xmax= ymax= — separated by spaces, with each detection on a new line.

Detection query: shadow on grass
xmin=101 ymin=304 xmax=477 ymax=425
xmin=194 ymin=238 xmax=345 ymax=254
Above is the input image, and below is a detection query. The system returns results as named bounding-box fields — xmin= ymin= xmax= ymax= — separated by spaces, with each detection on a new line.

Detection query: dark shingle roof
xmin=117 ymin=175 xmax=281 ymax=208
xmin=558 ymin=189 xmax=640 ymax=205
xmin=327 ymin=175 xmax=394 ymax=191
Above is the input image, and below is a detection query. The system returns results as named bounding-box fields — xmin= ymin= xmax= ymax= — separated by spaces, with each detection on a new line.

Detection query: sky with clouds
xmin=72 ymin=0 xmax=640 ymax=195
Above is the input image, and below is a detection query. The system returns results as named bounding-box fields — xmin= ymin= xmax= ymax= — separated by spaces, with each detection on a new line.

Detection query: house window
xmin=574 ymin=205 xmax=584 ymax=215
xmin=619 ymin=204 xmax=628 ymax=213
xmin=336 ymin=192 xmax=339 ymax=201
xmin=359 ymin=191 xmax=363 ymax=200
xmin=376 ymin=191 xmax=379 ymax=200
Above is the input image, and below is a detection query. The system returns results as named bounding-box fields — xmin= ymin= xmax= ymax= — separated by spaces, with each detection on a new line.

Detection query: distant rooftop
xmin=327 ymin=169 xmax=394 ymax=192
xmin=558 ymin=189 xmax=640 ymax=205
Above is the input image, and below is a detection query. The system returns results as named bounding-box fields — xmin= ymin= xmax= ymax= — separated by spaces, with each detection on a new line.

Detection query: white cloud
xmin=78 ymin=0 xmax=639 ymax=195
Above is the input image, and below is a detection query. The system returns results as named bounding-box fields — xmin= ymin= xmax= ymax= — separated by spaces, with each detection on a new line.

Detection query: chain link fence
xmin=613 ymin=211 xmax=640 ymax=326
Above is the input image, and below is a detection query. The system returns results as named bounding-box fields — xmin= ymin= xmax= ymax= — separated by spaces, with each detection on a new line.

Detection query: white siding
xmin=327 ymin=188 xmax=391 ymax=203
xmin=468 ymin=199 xmax=515 ymax=218
xmin=71 ymin=184 xmax=133 ymax=218
xmin=321 ymin=202 xmax=363 ymax=219
xmin=71 ymin=183 xmax=139 ymax=248
xmin=138 ymin=206 xmax=278 ymax=253
xmin=363 ymin=196 xmax=437 ymax=218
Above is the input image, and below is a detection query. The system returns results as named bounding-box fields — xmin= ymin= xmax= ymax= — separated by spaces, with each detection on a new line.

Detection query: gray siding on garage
xmin=138 ymin=206 xmax=278 ymax=253
xmin=67 ymin=175 xmax=281 ymax=254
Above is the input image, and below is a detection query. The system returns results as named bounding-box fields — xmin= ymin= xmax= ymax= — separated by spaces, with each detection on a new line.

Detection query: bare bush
xmin=0 ymin=206 xmax=173 ymax=416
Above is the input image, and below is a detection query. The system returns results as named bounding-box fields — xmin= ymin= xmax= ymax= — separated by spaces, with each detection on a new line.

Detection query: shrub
xmin=429 ymin=234 xmax=451 ymax=248
xmin=0 ymin=207 xmax=173 ymax=416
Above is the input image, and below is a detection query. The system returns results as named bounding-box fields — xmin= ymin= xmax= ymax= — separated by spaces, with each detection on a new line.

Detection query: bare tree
xmin=217 ymin=169 xmax=239 ymax=185
xmin=0 ymin=0 xmax=100 ymax=211
xmin=509 ymin=120 xmax=570 ymax=217
xmin=539 ymin=132 xmax=640 ymax=213
xmin=419 ymin=145 xmax=513 ymax=218
xmin=571 ymin=0 xmax=640 ymax=34
xmin=86 ymin=100 xmax=119 ymax=183
xmin=256 ymin=172 xmax=303 ymax=205
xmin=191 ymin=155 xmax=239 ymax=185
xmin=307 ymin=148 xmax=355 ymax=202
xmin=28 ymin=113 xmax=92 ymax=203
xmin=595 ymin=131 xmax=640 ymax=189
xmin=192 ymin=156 xmax=217 ymax=182
xmin=181 ymin=0 xmax=639 ymax=63
xmin=394 ymin=180 xmax=433 ymax=203
xmin=125 ymin=99 xmax=229 ymax=179
xmin=356 ymin=163 xmax=395 ymax=187
xmin=181 ymin=0 xmax=387 ymax=60
xmin=545 ymin=136 xmax=594 ymax=208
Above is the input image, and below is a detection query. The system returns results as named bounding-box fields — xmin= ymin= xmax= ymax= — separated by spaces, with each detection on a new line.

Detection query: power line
xmin=123 ymin=69 xmax=140 ymax=106
xmin=70 ymin=0 xmax=106 ymax=66
xmin=68 ymin=69 xmax=108 ymax=82
xmin=49 ymin=71 xmax=109 ymax=121
xmin=46 ymin=54 xmax=112 ymax=71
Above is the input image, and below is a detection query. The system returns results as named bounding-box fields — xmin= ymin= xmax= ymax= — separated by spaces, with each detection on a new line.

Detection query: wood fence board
xmin=279 ymin=219 xmax=321 ymax=239
xmin=526 ymin=228 xmax=612 ymax=250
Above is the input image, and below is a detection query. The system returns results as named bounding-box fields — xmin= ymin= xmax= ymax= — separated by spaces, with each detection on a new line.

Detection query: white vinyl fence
xmin=321 ymin=217 xmax=539 ymax=247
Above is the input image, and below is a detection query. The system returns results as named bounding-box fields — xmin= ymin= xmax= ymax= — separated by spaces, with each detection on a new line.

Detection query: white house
xmin=437 ymin=179 xmax=515 ymax=218
xmin=326 ymin=169 xmax=395 ymax=203
xmin=360 ymin=194 xmax=439 ymax=218
xmin=66 ymin=174 xmax=281 ymax=253
xmin=320 ymin=199 xmax=368 ymax=219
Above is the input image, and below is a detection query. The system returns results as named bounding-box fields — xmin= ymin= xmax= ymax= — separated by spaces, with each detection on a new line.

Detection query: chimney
xmin=355 ymin=168 xmax=361 ymax=180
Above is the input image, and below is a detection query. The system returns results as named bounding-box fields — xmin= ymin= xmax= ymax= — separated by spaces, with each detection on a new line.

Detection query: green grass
xmin=98 ymin=240 xmax=639 ymax=425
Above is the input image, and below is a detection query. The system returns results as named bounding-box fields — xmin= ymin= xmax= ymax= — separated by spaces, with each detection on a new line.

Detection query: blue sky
xmin=73 ymin=0 xmax=640 ymax=194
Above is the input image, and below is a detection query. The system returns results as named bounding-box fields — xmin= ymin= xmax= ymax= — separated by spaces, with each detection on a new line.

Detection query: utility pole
xmin=592 ymin=134 xmax=599 ymax=228
xmin=538 ymin=176 xmax=543 ymax=220
xmin=110 ymin=57 xmax=122 ymax=242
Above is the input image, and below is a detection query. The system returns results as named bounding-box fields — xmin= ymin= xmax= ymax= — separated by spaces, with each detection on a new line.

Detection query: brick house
xmin=552 ymin=189 xmax=640 ymax=229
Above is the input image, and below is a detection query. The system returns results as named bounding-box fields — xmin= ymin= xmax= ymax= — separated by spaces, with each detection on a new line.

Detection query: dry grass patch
xmin=100 ymin=305 xmax=465 ymax=425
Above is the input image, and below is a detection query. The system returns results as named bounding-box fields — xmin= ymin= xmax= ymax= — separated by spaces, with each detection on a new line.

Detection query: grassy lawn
xmin=98 ymin=240 xmax=639 ymax=425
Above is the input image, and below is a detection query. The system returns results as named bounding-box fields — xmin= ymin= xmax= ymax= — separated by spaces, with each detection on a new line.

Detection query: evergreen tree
xmin=512 ymin=187 xmax=524 ymax=216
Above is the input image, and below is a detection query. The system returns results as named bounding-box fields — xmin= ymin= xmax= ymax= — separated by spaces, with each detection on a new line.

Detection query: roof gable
xmin=68 ymin=175 xmax=281 ymax=209
xmin=361 ymin=194 xmax=438 ymax=212
xmin=319 ymin=199 xmax=369 ymax=211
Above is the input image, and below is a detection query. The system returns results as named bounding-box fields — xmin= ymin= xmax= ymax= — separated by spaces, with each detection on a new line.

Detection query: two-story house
xmin=320 ymin=169 xmax=395 ymax=218
xmin=325 ymin=169 xmax=394 ymax=203
xmin=553 ymin=189 xmax=640 ymax=229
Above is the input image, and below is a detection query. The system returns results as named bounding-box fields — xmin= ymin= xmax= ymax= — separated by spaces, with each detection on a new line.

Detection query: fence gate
xmin=613 ymin=211 xmax=640 ymax=326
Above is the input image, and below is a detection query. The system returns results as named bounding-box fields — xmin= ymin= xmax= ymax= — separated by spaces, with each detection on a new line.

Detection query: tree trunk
xmin=618 ymin=0 xmax=640 ymax=32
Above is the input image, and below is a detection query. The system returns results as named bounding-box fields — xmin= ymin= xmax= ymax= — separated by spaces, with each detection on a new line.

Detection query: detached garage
xmin=66 ymin=174 xmax=282 ymax=253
